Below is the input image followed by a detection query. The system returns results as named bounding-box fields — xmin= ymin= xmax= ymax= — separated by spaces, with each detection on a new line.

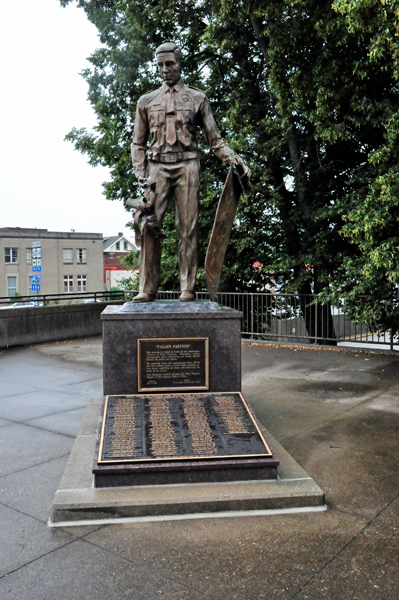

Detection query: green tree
xmin=60 ymin=0 xmax=279 ymax=295
xmin=322 ymin=0 xmax=399 ymax=338
xmin=60 ymin=0 xmax=399 ymax=341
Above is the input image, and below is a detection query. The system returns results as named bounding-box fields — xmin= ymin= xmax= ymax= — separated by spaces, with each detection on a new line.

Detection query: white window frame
xmin=64 ymin=275 xmax=73 ymax=293
xmin=28 ymin=275 xmax=35 ymax=296
xmin=26 ymin=248 xmax=32 ymax=264
xmin=124 ymin=241 xmax=128 ymax=250
xmin=63 ymin=248 xmax=73 ymax=264
xmin=5 ymin=248 xmax=18 ymax=264
xmin=76 ymin=248 xmax=87 ymax=264
xmin=7 ymin=275 xmax=18 ymax=297
xmin=77 ymin=274 xmax=87 ymax=292
xmin=116 ymin=241 xmax=120 ymax=250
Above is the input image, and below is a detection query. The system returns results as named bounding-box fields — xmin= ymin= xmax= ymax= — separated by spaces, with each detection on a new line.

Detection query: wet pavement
xmin=0 ymin=337 xmax=398 ymax=599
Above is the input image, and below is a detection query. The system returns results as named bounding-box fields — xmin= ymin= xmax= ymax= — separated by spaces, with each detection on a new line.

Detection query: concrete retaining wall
xmin=0 ymin=301 xmax=124 ymax=348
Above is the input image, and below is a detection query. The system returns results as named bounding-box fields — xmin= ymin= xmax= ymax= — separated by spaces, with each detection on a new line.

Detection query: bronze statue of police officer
xmin=131 ymin=42 xmax=249 ymax=302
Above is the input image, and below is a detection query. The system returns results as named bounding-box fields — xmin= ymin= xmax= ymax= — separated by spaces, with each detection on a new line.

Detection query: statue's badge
xmin=182 ymin=94 xmax=190 ymax=102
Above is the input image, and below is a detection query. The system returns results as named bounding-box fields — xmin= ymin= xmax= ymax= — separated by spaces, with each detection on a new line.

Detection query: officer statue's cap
xmin=155 ymin=42 xmax=182 ymax=64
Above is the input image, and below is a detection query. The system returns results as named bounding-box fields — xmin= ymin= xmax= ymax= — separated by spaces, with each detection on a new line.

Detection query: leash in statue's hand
xmin=232 ymin=155 xmax=252 ymax=198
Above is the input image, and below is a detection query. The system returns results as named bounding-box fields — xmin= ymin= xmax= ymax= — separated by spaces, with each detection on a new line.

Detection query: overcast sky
xmin=0 ymin=0 xmax=133 ymax=239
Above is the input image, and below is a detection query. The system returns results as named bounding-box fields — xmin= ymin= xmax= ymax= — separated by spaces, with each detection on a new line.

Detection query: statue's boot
xmin=179 ymin=291 xmax=196 ymax=302
xmin=132 ymin=292 xmax=156 ymax=303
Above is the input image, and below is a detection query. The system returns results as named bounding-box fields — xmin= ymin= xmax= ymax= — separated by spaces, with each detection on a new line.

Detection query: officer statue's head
xmin=155 ymin=42 xmax=182 ymax=86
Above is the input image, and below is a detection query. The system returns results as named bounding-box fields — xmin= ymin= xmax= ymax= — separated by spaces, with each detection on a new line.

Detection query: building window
xmin=7 ymin=276 xmax=17 ymax=297
xmin=5 ymin=248 xmax=18 ymax=263
xmin=26 ymin=248 xmax=32 ymax=264
xmin=77 ymin=248 xmax=87 ymax=264
xmin=64 ymin=275 xmax=73 ymax=293
xmin=77 ymin=275 xmax=87 ymax=292
xmin=63 ymin=249 xmax=73 ymax=264
xmin=109 ymin=253 xmax=114 ymax=259
xmin=116 ymin=242 xmax=120 ymax=250
xmin=124 ymin=241 xmax=128 ymax=250
xmin=28 ymin=276 xmax=35 ymax=296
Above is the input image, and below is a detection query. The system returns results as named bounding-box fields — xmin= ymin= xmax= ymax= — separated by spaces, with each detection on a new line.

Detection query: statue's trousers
xmin=139 ymin=158 xmax=200 ymax=295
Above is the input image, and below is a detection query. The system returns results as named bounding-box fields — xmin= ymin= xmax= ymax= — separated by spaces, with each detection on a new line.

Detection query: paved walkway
xmin=0 ymin=337 xmax=398 ymax=599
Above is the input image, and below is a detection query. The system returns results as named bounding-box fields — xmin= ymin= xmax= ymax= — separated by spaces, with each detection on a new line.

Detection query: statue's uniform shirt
xmin=131 ymin=80 xmax=235 ymax=295
xmin=131 ymin=80 xmax=235 ymax=177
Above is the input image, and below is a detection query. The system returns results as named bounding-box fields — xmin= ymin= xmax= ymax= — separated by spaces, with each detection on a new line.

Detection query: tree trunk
xmin=250 ymin=13 xmax=335 ymax=345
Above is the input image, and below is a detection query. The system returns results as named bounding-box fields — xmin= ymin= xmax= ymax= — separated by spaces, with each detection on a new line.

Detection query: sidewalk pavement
xmin=0 ymin=336 xmax=398 ymax=600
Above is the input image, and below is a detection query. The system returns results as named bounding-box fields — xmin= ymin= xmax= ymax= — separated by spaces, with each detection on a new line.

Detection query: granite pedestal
xmin=96 ymin=301 xmax=279 ymax=489
xmin=102 ymin=301 xmax=242 ymax=395
xmin=48 ymin=301 xmax=328 ymax=523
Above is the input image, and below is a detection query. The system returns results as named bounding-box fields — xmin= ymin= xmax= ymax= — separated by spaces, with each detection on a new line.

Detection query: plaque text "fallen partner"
xmin=138 ymin=338 xmax=209 ymax=392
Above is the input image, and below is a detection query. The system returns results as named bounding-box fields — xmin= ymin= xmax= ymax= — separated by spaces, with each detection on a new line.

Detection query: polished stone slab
xmin=101 ymin=301 xmax=242 ymax=395
xmin=49 ymin=398 xmax=325 ymax=525
xmin=119 ymin=300 xmax=222 ymax=314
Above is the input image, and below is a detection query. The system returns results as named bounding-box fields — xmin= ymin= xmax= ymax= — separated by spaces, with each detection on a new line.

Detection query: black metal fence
xmin=124 ymin=290 xmax=397 ymax=349
xmin=1 ymin=289 xmax=396 ymax=349
xmin=0 ymin=290 xmax=124 ymax=306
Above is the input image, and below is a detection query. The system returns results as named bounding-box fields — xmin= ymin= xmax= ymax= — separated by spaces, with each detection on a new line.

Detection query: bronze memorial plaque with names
xmin=138 ymin=338 xmax=209 ymax=392
xmin=98 ymin=392 xmax=272 ymax=464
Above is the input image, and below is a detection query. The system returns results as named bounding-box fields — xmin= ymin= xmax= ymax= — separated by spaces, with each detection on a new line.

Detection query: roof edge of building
xmin=0 ymin=227 xmax=103 ymax=240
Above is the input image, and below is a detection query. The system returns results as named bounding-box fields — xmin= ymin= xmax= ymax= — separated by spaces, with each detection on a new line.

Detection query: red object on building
xmin=103 ymin=232 xmax=137 ymax=288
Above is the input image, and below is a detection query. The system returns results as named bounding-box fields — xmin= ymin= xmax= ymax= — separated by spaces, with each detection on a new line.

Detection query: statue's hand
xmin=233 ymin=155 xmax=251 ymax=182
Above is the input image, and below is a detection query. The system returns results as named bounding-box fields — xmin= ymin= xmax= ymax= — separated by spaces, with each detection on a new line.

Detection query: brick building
xmin=103 ymin=233 xmax=137 ymax=290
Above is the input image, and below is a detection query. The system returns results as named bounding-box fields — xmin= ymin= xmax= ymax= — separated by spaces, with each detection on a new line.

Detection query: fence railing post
xmin=251 ymin=293 xmax=254 ymax=338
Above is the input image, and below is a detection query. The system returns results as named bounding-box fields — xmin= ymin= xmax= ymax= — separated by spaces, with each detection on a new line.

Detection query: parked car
xmin=11 ymin=301 xmax=36 ymax=308
xmin=0 ymin=301 xmax=40 ymax=310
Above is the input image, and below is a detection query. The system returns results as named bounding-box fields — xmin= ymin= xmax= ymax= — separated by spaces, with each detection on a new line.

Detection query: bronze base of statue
xmin=132 ymin=292 xmax=156 ymax=303
xmin=179 ymin=290 xmax=196 ymax=302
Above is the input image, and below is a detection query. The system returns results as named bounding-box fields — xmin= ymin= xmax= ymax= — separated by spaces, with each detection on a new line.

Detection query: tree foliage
xmin=60 ymin=0 xmax=399 ymax=333
xmin=323 ymin=0 xmax=399 ymax=334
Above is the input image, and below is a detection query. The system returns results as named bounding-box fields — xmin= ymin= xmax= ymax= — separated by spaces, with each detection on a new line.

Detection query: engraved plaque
xmin=138 ymin=338 xmax=209 ymax=392
xmin=98 ymin=392 xmax=272 ymax=463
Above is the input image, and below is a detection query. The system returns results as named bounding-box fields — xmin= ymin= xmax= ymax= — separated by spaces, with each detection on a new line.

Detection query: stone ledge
xmin=101 ymin=300 xmax=242 ymax=320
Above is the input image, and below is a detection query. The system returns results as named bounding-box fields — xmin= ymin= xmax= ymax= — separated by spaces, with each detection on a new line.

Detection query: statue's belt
xmin=147 ymin=150 xmax=199 ymax=163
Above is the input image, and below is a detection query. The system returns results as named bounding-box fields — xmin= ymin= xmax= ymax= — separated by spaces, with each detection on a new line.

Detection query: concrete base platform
xmin=49 ymin=398 xmax=325 ymax=527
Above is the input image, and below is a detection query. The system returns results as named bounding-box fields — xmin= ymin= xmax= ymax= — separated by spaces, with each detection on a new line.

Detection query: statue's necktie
xmin=166 ymin=88 xmax=177 ymax=146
